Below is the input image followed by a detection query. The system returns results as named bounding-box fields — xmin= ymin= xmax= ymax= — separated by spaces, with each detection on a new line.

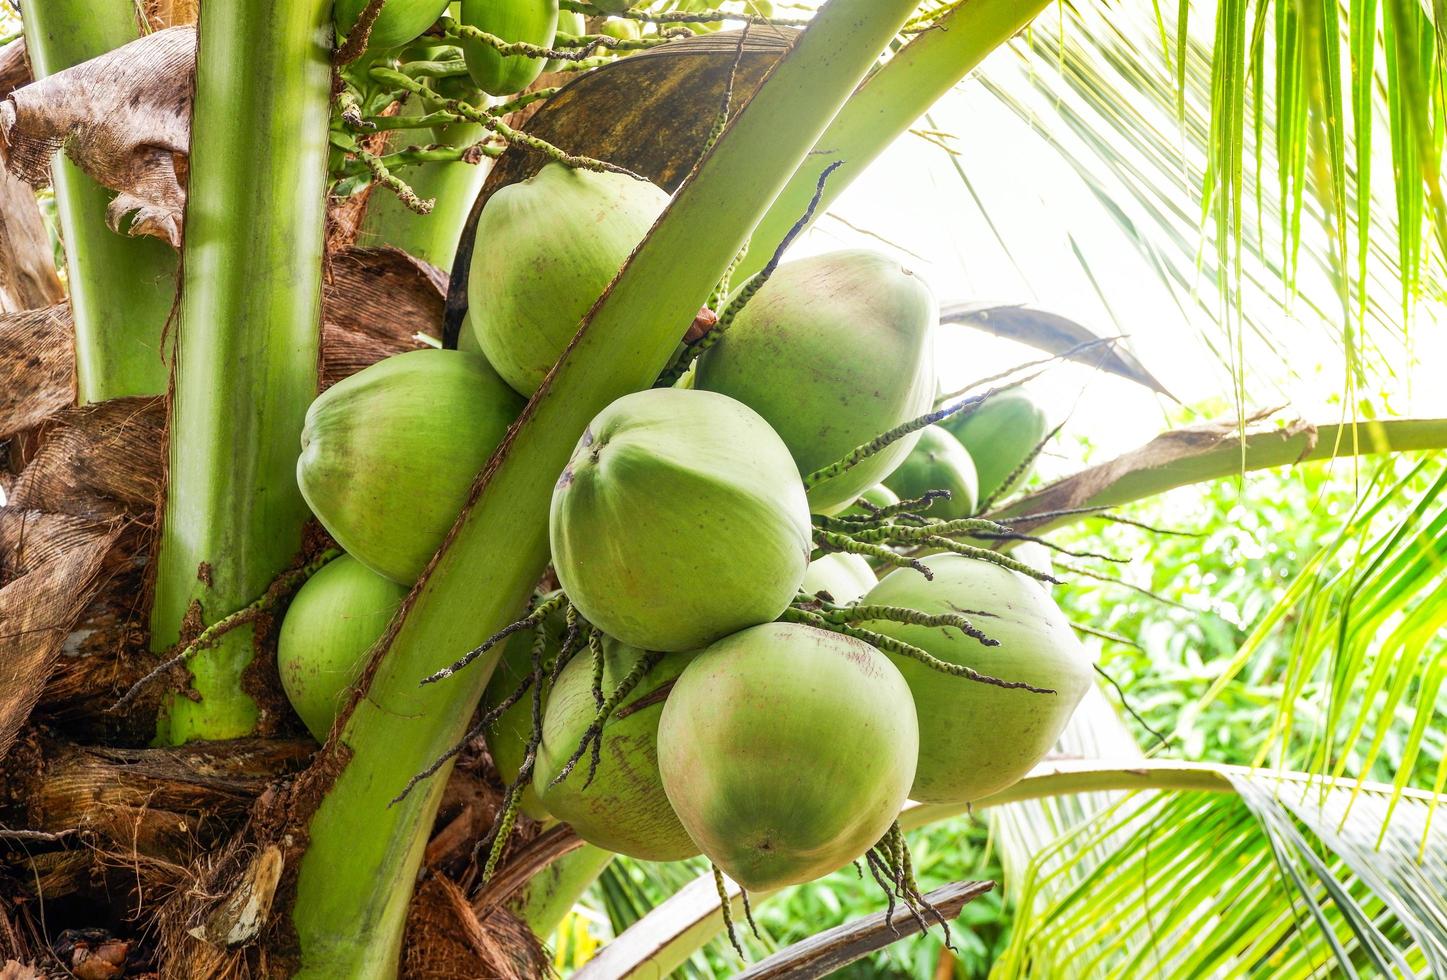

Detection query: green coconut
xmin=658 ymin=623 xmax=918 ymax=890
xmin=939 ymin=389 xmax=1049 ymax=505
xmin=334 ymin=0 xmax=450 ymax=50
xmin=459 ymin=0 xmax=559 ymax=96
xmin=694 ymin=250 xmax=936 ymax=514
xmin=468 ymin=163 xmax=669 ymax=395
xmin=297 ymin=348 xmax=524 ymax=585
xmin=533 ymin=640 xmax=698 ymax=861
xmin=479 ymin=595 xmax=569 ymax=821
xmin=277 ymin=555 xmax=408 ymax=741
xmin=800 ymin=553 xmax=875 ymax=605
xmin=862 ymin=554 xmax=1092 ymax=804
xmin=551 ymin=388 xmax=811 ymax=652
xmin=882 ymin=425 xmax=979 ymax=519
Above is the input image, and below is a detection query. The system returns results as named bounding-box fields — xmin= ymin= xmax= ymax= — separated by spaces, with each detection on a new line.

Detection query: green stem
xmin=20 ymin=0 xmax=179 ymax=402
xmin=290 ymin=2 xmax=923 ymax=975
xmin=576 ymin=761 xmax=1325 ymax=980
xmin=149 ymin=0 xmax=332 ymax=744
xmin=997 ymin=417 xmax=1447 ymax=533
xmin=734 ymin=0 xmax=1053 ymax=281
xmin=513 ymin=844 xmax=615 ymax=938
xmin=359 ymin=116 xmax=492 ymax=268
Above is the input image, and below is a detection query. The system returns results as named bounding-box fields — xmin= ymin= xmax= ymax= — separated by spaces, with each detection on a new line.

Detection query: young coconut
xmin=297 ymin=348 xmax=524 ymax=585
xmin=694 ymin=250 xmax=937 ymax=514
xmin=657 ymin=622 xmax=918 ymax=891
xmin=459 ymin=0 xmax=560 ymax=96
xmin=939 ymin=388 xmax=1050 ymax=505
xmin=480 ymin=597 xmax=569 ymax=821
xmin=550 ymin=388 xmax=812 ymax=653
xmin=801 ymin=553 xmax=876 ymax=605
xmin=883 ymin=425 xmax=979 ymax=520
xmin=276 ymin=555 xmax=407 ymax=741
xmin=469 ymin=163 xmax=669 ymax=396
xmin=861 ymin=554 xmax=1092 ymax=804
xmin=532 ymin=639 xmax=698 ymax=861
xmin=334 ymin=0 xmax=450 ymax=50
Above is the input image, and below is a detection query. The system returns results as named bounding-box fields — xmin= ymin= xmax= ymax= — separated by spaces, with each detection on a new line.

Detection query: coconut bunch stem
xmin=422 ymin=591 xmax=569 ymax=684
xmin=811 ymin=511 xmax=1060 ymax=586
xmin=443 ymin=19 xmax=689 ymax=63
xmin=548 ymin=650 xmax=667 ymax=790
xmin=561 ymin=1 xmax=814 ymax=28
xmin=656 ymin=161 xmax=844 ymax=385
xmin=780 ymin=605 xmax=1053 ymax=694
xmin=367 ymin=66 xmax=639 ymax=179
xmin=478 ymin=626 xmax=550 ymax=882
xmin=113 ymin=548 xmax=341 ymax=712
xmin=800 ymin=597 xmax=996 ymax=647
xmin=866 ymin=822 xmax=953 ymax=945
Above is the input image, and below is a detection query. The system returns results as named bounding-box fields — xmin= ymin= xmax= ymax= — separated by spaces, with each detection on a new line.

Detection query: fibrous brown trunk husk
xmin=0 ymin=233 xmax=533 ymax=974
xmin=0 ymin=27 xmax=194 ymax=245
xmin=0 ymin=40 xmax=64 ymax=316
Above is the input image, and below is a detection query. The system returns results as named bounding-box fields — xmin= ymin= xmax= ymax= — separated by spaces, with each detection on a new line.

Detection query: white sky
xmin=787 ymin=6 xmax=1447 ymax=469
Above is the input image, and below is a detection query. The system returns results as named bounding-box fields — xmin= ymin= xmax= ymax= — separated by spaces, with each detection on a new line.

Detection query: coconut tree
xmin=0 ymin=0 xmax=1444 ymax=977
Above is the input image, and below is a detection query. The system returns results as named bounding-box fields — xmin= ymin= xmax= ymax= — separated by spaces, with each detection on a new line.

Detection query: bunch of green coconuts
xmin=291 ymin=0 xmax=1091 ymax=914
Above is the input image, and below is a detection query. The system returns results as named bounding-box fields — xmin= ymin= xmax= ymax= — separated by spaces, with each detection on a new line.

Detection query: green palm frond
xmin=1189 ymin=457 xmax=1447 ymax=813
xmin=987 ymin=690 xmax=1447 ymax=978
xmin=956 ymin=0 xmax=1444 ymax=395
xmin=994 ymin=774 xmax=1447 ymax=977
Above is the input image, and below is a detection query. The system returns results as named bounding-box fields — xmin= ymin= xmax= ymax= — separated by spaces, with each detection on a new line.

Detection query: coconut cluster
xmin=279 ymin=162 xmax=1092 ymax=912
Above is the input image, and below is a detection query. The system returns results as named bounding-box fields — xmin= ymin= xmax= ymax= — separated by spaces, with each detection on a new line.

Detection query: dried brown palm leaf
xmin=321 ymin=247 xmax=445 ymax=389
xmin=0 ymin=28 xmax=194 ymax=245
xmin=0 ymin=40 xmax=63 ymax=315
xmin=0 ymin=171 xmax=64 ymax=313
xmin=146 ymin=0 xmax=200 ymax=29
xmin=7 ymin=397 xmax=164 ymax=522
xmin=403 ymin=876 xmax=550 ymax=980
xmin=0 ymin=512 xmax=120 ymax=761
xmin=0 ymin=308 xmax=72 ymax=440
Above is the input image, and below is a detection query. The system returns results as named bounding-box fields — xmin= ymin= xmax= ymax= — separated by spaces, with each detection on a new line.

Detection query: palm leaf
xmin=958 ymin=0 xmax=1442 ymax=394
xmin=1189 ymin=458 xmax=1447 ymax=826
xmin=573 ymin=691 xmax=1447 ymax=979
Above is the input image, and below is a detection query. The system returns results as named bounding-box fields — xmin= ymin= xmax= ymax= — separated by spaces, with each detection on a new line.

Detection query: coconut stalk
xmin=733 ymin=0 xmax=1051 ymax=281
xmin=149 ymin=0 xmax=331 ymax=744
xmin=289 ymin=2 xmax=922 ymax=973
xmin=359 ymin=118 xmax=491 ymax=268
xmin=512 ymin=843 xmax=615 ymax=937
xmin=20 ymin=0 xmax=180 ymax=401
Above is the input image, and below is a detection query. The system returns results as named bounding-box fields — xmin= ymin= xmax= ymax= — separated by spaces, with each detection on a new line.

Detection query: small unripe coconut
xmin=297 ymin=349 xmax=524 ymax=585
xmin=695 ymin=250 xmax=936 ymax=514
xmin=862 ymin=555 xmax=1092 ymax=804
xmin=939 ymin=389 xmax=1049 ymax=504
xmin=658 ymin=623 xmax=918 ymax=890
xmin=459 ymin=0 xmax=559 ymax=96
xmin=599 ymin=17 xmax=642 ymax=40
xmin=551 ymin=389 xmax=811 ymax=652
xmin=277 ymin=555 xmax=407 ymax=741
xmin=533 ymin=640 xmax=697 ymax=860
xmin=468 ymin=163 xmax=669 ymax=395
xmin=801 ymin=553 xmax=875 ymax=605
xmin=480 ymin=596 xmax=568 ymax=821
xmin=883 ymin=425 xmax=978 ymax=519
xmin=335 ymin=0 xmax=450 ymax=50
